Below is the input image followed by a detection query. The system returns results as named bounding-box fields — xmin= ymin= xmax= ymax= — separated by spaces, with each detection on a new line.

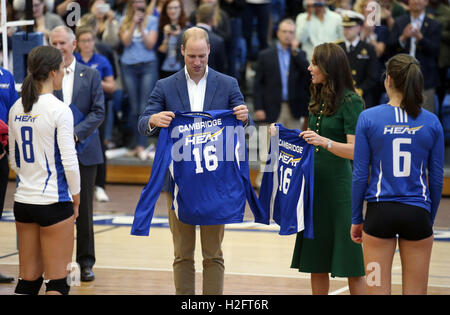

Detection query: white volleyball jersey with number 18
xmin=8 ymin=93 xmax=80 ymax=205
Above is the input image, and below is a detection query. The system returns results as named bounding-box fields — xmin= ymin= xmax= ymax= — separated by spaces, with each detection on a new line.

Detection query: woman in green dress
xmin=291 ymin=43 xmax=366 ymax=294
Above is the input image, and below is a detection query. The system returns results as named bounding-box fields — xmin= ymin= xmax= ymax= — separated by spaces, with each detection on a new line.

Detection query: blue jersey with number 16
xmin=131 ymin=110 xmax=269 ymax=236
xmin=259 ymin=124 xmax=314 ymax=237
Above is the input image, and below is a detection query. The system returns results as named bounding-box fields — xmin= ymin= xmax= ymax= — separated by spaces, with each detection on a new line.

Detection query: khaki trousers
xmin=278 ymin=102 xmax=303 ymax=130
xmin=255 ymin=103 xmax=305 ymax=188
xmin=165 ymin=192 xmax=225 ymax=295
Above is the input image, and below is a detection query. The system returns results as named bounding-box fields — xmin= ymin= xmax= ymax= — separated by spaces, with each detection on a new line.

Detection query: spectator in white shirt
xmin=294 ymin=0 xmax=344 ymax=61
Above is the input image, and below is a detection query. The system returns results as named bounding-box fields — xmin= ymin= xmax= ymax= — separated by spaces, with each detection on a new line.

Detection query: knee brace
xmin=44 ymin=278 xmax=70 ymax=295
xmin=14 ymin=276 xmax=44 ymax=295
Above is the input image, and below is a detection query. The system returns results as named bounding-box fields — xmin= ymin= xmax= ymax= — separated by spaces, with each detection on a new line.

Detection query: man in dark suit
xmin=139 ymin=27 xmax=250 ymax=295
xmin=50 ymin=26 xmax=105 ymax=282
xmin=253 ymin=18 xmax=310 ymax=129
xmin=183 ymin=3 xmax=227 ymax=74
xmin=388 ymin=0 xmax=442 ymax=113
xmin=337 ymin=11 xmax=378 ymax=108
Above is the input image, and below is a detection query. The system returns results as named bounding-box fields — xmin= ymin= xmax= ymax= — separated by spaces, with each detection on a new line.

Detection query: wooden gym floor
xmin=1 ymin=182 xmax=450 ymax=295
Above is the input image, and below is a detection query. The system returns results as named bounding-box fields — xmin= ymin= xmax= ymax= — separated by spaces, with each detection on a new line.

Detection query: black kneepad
xmin=15 ymin=277 xmax=44 ymax=295
xmin=45 ymin=278 xmax=70 ymax=295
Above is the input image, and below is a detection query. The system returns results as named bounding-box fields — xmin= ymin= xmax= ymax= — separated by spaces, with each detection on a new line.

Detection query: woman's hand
xmin=269 ymin=123 xmax=277 ymax=137
xmin=351 ymin=224 xmax=364 ymax=244
xmin=163 ymin=24 xmax=181 ymax=37
xmin=72 ymin=193 xmax=80 ymax=220
xmin=163 ymin=24 xmax=172 ymax=37
xmin=134 ymin=10 xmax=145 ymax=25
xmin=299 ymin=128 xmax=328 ymax=148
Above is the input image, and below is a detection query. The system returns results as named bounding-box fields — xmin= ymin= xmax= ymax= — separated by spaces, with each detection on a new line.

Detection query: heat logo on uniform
xmin=185 ymin=127 xmax=224 ymax=145
xmin=383 ymin=125 xmax=423 ymax=135
xmin=14 ymin=114 xmax=40 ymax=123
xmin=279 ymin=150 xmax=302 ymax=167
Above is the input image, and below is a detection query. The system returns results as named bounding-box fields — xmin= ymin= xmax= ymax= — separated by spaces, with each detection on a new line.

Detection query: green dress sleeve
xmin=341 ymin=91 xmax=364 ymax=135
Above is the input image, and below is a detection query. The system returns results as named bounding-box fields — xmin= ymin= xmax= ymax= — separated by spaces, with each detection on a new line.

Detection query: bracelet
xmin=326 ymin=139 xmax=332 ymax=150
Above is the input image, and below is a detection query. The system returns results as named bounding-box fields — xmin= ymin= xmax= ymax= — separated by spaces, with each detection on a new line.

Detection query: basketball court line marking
xmin=2 ymin=213 xmax=449 ymax=293
xmin=329 ymin=286 xmax=349 ymax=295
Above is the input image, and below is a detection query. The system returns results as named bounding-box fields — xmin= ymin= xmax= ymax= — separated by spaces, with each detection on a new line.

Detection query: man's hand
xmin=233 ymin=105 xmax=249 ymax=124
xmin=400 ymin=24 xmax=414 ymax=42
xmin=411 ymin=27 xmax=423 ymax=41
xmin=149 ymin=111 xmax=176 ymax=129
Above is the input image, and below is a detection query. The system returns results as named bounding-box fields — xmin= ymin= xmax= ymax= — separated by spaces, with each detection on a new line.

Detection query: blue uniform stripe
xmin=14 ymin=141 xmax=20 ymax=168
xmin=42 ymin=152 xmax=52 ymax=194
xmin=54 ymin=129 xmax=70 ymax=202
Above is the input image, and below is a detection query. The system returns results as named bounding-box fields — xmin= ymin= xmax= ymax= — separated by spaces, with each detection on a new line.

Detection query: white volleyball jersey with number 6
xmin=9 ymin=93 xmax=80 ymax=205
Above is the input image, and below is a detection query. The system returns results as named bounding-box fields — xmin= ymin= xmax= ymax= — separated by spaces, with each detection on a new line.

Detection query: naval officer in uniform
xmin=337 ymin=10 xmax=378 ymax=108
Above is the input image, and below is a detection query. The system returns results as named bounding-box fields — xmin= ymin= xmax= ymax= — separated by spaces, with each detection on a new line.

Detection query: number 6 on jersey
xmin=393 ymin=138 xmax=411 ymax=177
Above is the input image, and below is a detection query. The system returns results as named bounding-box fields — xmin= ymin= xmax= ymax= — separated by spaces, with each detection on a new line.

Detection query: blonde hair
xmin=79 ymin=12 xmax=98 ymax=29
xmin=119 ymin=0 xmax=148 ymax=34
xmin=353 ymin=0 xmax=374 ymax=14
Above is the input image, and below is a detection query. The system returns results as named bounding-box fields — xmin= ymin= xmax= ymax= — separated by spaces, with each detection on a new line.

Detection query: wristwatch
xmin=326 ymin=139 xmax=332 ymax=150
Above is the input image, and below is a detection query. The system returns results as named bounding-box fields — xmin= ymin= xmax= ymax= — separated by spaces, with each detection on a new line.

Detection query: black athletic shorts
xmin=363 ymin=202 xmax=433 ymax=241
xmin=14 ymin=202 xmax=74 ymax=227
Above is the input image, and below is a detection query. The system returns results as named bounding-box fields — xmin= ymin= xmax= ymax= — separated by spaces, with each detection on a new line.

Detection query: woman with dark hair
xmin=351 ymin=54 xmax=444 ymax=294
xmin=290 ymin=42 xmax=366 ymax=295
xmin=8 ymin=45 xmax=80 ymax=295
xmin=157 ymin=0 xmax=187 ymax=78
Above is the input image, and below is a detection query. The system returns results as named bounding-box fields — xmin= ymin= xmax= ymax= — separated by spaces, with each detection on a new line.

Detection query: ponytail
xmin=401 ymin=62 xmax=423 ymax=119
xmin=20 ymin=46 xmax=63 ymax=113
xmin=21 ymin=73 xmax=42 ymax=113
xmin=385 ymin=54 xmax=424 ymax=119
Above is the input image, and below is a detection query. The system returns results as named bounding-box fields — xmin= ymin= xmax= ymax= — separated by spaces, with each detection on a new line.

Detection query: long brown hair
xmin=385 ymin=54 xmax=423 ymax=118
xmin=22 ymin=46 xmax=62 ymax=113
xmin=158 ymin=0 xmax=187 ymax=31
xmin=308 ymin=43 xmax=356 ymax=116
